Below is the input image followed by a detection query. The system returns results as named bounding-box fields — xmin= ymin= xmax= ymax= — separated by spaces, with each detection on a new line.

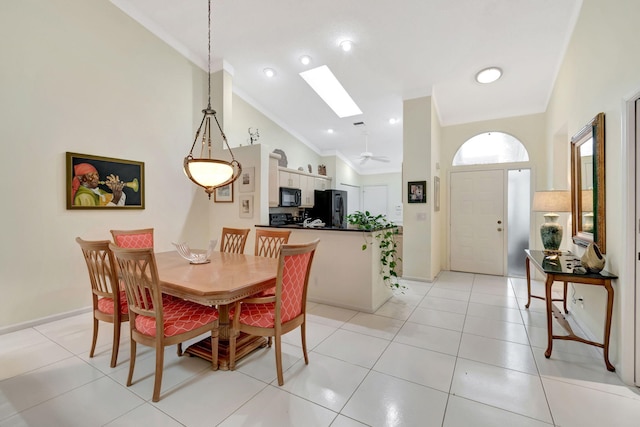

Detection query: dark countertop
xmin=257 ymin=224 xmax=399 ymax=233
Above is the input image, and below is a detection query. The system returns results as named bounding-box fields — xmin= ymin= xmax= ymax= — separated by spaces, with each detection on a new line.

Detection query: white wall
xmin=0 ymin=0 xmax=212 ymax=326
xmin=544 ymin=0 xmax=640 ymax=382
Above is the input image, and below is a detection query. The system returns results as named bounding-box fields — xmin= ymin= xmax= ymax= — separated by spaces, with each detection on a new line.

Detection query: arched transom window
xmin=452 ymin=132 xmax=529 ymax=166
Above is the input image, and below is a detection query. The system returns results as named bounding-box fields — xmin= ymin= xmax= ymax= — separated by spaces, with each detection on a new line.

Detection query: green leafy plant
xmin=347 ymin=211 xmax=404 ymax=291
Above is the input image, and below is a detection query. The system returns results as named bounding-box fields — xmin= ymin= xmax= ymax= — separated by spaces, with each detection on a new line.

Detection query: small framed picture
xmin=66 ymin=152 xmax=144 ymax=209
xmin=434 ymin=176 xmax=440 ymax=212
xmin=239 ymin=195 xmax=253 ymax=218
xmin=214 ymin=183 xmax=233 ymax=203
xmin=407 ymin=180 xmax=427 ymax=204
xmin=239 ymin=167 xmax=255 ymax=193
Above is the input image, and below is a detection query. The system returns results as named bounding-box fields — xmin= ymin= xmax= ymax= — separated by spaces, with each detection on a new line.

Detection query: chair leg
xmin=301 ymin=322 xmax=309 ymax=365
xmin=110 ymin=319 xmax=121 ymax=368
xmin=89 ymin=317 xmax=99 ymax=358
xmin=127 ymin=340 xmax=136 ymax=387
xmin=177 ymin=343 xmax=183 ymax=356
xmin=152 ymin=344 xmax=164 ymax=402
xmin=275 ymin=334 xmax=284 ymax=386
xmin=267 ymin=337 xmax=273 ymax=347
xmin=211 ymin=327 xmax=219 ymax=371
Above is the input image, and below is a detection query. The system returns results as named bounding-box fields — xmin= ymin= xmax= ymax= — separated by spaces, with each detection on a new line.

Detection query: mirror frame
xmin=570 ymin=112 xmax=606 ymax=252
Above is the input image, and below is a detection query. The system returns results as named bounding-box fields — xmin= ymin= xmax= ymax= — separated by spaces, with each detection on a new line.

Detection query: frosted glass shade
xmin=184 ymin=159 xmax=234 ymax=188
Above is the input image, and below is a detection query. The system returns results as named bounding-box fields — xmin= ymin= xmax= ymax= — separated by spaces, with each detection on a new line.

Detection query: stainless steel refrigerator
xmin=312 ymin=189 xmax=347 ymax=228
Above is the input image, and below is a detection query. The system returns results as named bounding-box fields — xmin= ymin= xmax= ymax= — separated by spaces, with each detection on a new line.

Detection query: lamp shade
xmin=532 ymin=190 xmax=571 ymax=213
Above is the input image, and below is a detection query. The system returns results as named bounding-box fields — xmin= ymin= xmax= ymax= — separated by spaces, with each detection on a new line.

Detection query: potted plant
xmin=347 ymin=211 xmax=404 ymax=291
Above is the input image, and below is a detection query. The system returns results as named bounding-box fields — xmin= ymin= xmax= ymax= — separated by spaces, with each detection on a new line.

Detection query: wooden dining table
xmin=154 ymin=250 xmax=278 ymax=370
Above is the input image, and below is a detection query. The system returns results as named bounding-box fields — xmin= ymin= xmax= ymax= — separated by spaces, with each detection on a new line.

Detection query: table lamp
xmin=532 ymin=190 xmax=571 ymax=253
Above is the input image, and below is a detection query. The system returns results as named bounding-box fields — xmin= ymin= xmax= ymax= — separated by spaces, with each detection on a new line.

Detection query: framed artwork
xmin=66 ymin=152 xmax=144 ymax=209
xmin=434 ymin=176 xmax=440 ymax=212
xmin=214 ymin=182 xmax=233 ymax=203
xmin=239 ymin=166 xmax=255 ymax=193
xmin=239 ymin=195 xmax=253 ymax=218
xmin=407 ymin=180 xmax=427 ymax=204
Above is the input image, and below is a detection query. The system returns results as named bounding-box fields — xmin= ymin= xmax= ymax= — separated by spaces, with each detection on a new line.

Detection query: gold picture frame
xmin=66 ymin=152 xmax=144 ymax=209
xmin=214 ymin=182 xmax=233 ymax=203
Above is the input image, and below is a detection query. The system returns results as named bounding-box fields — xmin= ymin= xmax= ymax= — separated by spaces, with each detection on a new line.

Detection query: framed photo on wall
xmin=239 ymin=195 xmax=253 ymax=218
xmin=214 ymin=182 xmax=233 ymax=203
xmin=66 ymin=152 xmax=144 ymax=209
xmin=407 ymin=180 xmax=427 ymax=204
xmin=239 ymin=167 xmax=255 ymax=193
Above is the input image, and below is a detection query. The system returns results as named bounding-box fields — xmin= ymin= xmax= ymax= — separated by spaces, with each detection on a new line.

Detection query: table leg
xmin=544 ymin=275 xmax=554 ymax=358
xmin=525 ymin=257 xmax=532 ymax=308
xmin=563 ymin=281 xmax=568 ymax=314
xmin=603 ymin=280 xmax=615 ymax=372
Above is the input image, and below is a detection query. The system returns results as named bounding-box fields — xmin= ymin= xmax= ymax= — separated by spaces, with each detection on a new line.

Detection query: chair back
xmin=110 ymin=228 xmax=154 ymax=249
xmin=109 ymin=245 xmax=162 ymax=326
xmin=255 ymin=229 xmax=291 ymax=258
xmin=76 ymin=237 xmax=120 ymax=303
xmin=220 ymin=227 xmax=250 ymax=253
xmin=275 ymin=239 xmax=319 ymax=323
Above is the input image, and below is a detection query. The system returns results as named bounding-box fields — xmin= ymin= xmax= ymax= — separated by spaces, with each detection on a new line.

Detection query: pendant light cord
xmin=207 ymin=0 xmax=211 ymax=110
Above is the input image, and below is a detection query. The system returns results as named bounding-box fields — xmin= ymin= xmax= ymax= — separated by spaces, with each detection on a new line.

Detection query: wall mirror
xmin=570 ymin=112 xmax=605 ymax=252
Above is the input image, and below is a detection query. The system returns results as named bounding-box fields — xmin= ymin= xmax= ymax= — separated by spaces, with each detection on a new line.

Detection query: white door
xmin=363 ymin=185 xmax=388 ymax=216
xmin=450 ymin=169 xmax=505 ymax=275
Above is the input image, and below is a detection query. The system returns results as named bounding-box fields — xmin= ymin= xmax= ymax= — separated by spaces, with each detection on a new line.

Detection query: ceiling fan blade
xmin=370 ymin=156 xmax=390 ymax=163
xmin=359 ymin=156 xmax=369 ymax=164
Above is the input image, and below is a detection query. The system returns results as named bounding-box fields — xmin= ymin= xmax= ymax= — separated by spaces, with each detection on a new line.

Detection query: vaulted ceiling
xmin=112 ymin=0 xmax=581 ymax=174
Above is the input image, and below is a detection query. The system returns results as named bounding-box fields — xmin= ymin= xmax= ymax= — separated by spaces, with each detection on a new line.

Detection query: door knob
xmin=497 ymin=227 xmax=503 ymax=231
xmin=497 ymin=220 xmax=502 ymax=224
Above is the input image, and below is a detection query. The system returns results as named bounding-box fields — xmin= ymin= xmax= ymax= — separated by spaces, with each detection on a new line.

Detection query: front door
xmin=450 ymin=169 xmax=505 ymax=275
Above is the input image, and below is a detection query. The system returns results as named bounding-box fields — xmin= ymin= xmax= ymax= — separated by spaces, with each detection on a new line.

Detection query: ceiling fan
xmin=355 ymin=123 xmax=390 ymax=164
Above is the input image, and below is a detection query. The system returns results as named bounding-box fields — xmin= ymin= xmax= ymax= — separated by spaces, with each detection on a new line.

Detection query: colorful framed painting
xmin=214 ymin=182 xmax=233 ymax=203
xmin=407 ymin=180 xmax=427 ymax=204
xmin=66 ymin=152 xmax=144 ymax=209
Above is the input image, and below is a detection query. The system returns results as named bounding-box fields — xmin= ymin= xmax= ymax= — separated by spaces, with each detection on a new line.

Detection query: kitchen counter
xmin=258 ymin=224 xmax=398 ymax=232
xmin=258 ymin=225 xmax=396 ymax=312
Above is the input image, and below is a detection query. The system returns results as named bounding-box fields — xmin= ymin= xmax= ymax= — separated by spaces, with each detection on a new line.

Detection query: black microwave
xmin=279 ymin=187 xmax=301 ymax=207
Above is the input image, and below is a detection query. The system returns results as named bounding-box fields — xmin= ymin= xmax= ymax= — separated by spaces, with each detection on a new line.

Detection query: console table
xmin=524 ymin=249 xmax=617 ymax=371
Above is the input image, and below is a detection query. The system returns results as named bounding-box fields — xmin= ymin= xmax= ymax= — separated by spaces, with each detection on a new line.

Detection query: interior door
xmin=450 ymin=169 xmax=505 ymax=275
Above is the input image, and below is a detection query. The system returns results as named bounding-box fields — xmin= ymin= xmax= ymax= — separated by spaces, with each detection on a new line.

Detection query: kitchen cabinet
xmin=268 ymin=154 xmax=280 ymax=207
xmin=279 ymin=170 xmax=300 ymax=189
xmin=275 ymin=167 xmax=332 ymax=207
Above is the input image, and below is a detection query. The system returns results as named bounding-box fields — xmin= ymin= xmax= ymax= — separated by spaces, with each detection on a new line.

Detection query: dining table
xmin=154 ymin=250 xmax=278 ymax=370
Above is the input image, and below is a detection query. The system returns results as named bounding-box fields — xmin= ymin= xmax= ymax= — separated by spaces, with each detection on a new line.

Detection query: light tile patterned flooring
xmin=2 ymin=271 xmax=640 ymax=426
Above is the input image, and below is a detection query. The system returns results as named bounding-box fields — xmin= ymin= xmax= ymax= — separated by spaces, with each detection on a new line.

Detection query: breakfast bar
xmin=257 ymin=224 xmax=396 ymax=312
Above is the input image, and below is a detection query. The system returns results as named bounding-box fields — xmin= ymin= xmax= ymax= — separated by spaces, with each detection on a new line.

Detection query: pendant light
xmin=184 ymin=0 xmax=241 ymax=198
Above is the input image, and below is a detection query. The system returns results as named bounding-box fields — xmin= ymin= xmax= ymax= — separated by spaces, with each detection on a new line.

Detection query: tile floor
xmin=2 ymin=271 xmax=640 ymax=426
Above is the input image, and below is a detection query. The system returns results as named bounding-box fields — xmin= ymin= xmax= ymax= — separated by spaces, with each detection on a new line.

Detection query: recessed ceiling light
xmin=263 ymin=68 xmax=275 ymax=78
xmin=389 ymin=118 xmax=399 ymax=125
xmin=340 ymin=40 xmax=353 ymax=52
xmin=475 ymin=67 xmax=502 ymax=84
xmin=300 ymin=55 xmax=311 ymax=65
xmin=299 ymin=65 xmax=362 ymax=118
xmin=327 ymin=129 xmax=334 ymax=134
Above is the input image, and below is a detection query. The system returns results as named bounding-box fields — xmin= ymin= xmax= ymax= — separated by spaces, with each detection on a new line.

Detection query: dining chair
xmin=254 ymin=229 xmax=291 ymax=258
xmin=220 ymin=227 xmax=250 ymax=253
xmin=229 ymin=239 xmax=319 ymax=385
xmin=253 ymin=229 xmax=292 ymax=305
xmin=110 ymin=228 xmax=154 ymax=249
xmin=75 ymin=237 xmax=129 ymax=368
xmin=109 ymin=244 xmax=219 ymax=402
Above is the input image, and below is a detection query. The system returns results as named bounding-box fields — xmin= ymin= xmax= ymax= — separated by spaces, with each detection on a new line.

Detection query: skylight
xmin=299 ymin=65 xmax=362 ymax=118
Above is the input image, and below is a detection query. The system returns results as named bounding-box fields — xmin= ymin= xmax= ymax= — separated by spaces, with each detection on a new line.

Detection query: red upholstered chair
xmin=253 ymin=229 xmax=292 ymax=312
xmin=229 ymin=239 xmax=319 ymax=385
xmin=220 ymin=227 xmax=250 ymax=254
xmin=109 ymin=244 xmax=219 ymax=402
xmin=75 ymin=237 xmax=129 ymax=368
xmin=110 ymin=228 xmax=154 ymax=249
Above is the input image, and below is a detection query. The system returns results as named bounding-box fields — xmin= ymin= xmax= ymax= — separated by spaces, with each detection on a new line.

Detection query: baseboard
xmin=0 ymin=306 xmax=92 ymax=336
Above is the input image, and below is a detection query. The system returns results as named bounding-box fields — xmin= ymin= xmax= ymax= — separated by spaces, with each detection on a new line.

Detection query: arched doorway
xmin=450 ymin=132 xmax=531 ymax=276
